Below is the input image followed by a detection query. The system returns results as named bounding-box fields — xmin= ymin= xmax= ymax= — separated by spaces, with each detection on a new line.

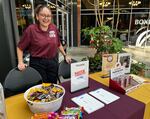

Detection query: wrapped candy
xmin=61 ymin=107 xmax=83 ymax=119
xmin=31 ymin=107 xmax=83 ymax=119
xmin=31 ymin=112 xmax=60 ymax=119
xmin=27 ymin=83 xmax=64 ymax=103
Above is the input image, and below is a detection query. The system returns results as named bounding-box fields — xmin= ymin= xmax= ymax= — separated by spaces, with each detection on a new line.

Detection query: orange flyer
xmin=102 ymin=54 xmax=118 ymax=72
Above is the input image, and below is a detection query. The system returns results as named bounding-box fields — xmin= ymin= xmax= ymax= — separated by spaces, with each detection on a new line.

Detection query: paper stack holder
xmin=109 ymin=74 xmax=142 ymax=94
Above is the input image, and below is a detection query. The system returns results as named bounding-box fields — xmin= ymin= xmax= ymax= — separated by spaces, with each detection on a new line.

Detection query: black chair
xmin=3 ymin=66 xmax=42 ymax=97
xmin=58 ymin=59 xmax=77 ymax=83
xmin=60 ymin=39 xmax=67 ymax=53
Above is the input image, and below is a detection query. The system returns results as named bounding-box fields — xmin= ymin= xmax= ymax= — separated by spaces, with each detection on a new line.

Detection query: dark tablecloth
xmin=59 ymin=79 xmax=145 ymax=119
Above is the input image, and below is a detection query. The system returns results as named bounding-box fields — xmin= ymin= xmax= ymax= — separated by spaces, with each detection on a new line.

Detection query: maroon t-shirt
xmin=18 ymin=24 xmax=61 ymax=59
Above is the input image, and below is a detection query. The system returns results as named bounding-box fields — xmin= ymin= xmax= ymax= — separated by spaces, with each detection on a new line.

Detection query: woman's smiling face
xmin=36 ymin=7 xmax=52 ymax=29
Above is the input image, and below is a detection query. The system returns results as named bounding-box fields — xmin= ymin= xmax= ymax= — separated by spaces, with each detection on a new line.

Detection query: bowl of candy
xmin=24 ymin=83 xmax=65 ymax=113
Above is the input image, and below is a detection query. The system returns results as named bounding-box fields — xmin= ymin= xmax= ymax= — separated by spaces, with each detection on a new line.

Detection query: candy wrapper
xmin=31 ymin=112 xmax=61 ymax=119
xmin=31 ymin=107 xmax=84 ymax=119
xmin=27 ymin=83 xmax=64 ymax=103
xmin=61 ymin=107 xmax=83 ymax=119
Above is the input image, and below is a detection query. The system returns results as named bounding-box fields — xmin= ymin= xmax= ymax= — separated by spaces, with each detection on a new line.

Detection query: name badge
xmin=49 ymin=31 xmax=56 ymax=38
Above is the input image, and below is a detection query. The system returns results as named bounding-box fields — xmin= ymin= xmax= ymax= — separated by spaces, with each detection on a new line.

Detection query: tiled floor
xmin=59 ymin=46 xmax=96 ymax=62
xmin=59 ymin=46 xmax=150 ymax=78
xmin=27 ymin=45 xmax=150 ymax=65
xmin=60 ymin=46 xmax=150 ymax=66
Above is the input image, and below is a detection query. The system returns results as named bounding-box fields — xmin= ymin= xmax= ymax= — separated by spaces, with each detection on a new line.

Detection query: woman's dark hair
xmin=35 ymin=4 xmax=51 ymax=15
xmin=34 ymin=4 xmax=52 ymax=24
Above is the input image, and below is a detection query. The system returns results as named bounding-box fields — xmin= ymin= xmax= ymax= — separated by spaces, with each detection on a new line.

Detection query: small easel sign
xmin=71 ymin=61 xmax=89 ymax=93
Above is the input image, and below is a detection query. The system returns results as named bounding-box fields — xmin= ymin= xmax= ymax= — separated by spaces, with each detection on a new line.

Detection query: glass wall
xmin=15 ymin=0 xmax=33 ymax=36
xmin=15 ymin=0 xmax=72 ymax=46
xmin=81 ymin=0 xmax=150 ymax=46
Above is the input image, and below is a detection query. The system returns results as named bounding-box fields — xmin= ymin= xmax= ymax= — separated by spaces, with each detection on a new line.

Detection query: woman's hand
xmin=64 ymin=55 xmax=72 ymax=64
xmin=17 ymin=62 xmax=27 ymax=71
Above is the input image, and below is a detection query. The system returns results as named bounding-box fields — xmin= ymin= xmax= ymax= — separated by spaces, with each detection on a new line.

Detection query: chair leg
xmin=57 ymin=76 xmax=61 ymax=84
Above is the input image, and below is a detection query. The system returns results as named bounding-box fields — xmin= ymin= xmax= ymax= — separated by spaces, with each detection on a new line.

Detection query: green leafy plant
xmin=82 ymin=54 xmax=102 ymax=73
xmin=82 ymin=25 xmax=123 ymax=72
xmin=82 ymin=26 xmax=123 ymax=54
xmin=131 ymin=62 xmax=146 ymax=76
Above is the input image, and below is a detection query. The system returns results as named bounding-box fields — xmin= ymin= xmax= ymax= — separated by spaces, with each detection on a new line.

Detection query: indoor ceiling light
xmin=129 ymin=1 xmax=141 ymax=7
xmin=22 ymin=4 xmax=31 ymax=9
xmin=48 ymin=4 xmax=56 ymax=9
xmin=99 ymin=1 xmax=111 ymax=7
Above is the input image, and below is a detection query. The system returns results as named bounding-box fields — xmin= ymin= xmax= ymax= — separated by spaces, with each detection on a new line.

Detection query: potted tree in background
xmin=81 ymin=0 xmax=123 ymax=72
xmin=82 ymin=25 xmax=123 ymax=72
xmin=82 ymin=0 xmax=147 ymax=76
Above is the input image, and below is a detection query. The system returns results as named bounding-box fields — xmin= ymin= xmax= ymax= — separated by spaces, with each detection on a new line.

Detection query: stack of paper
xmin=71 ymin=93 xmax=104 ymax=114
xmin=89 ymin=88 xmax=120 ymax=104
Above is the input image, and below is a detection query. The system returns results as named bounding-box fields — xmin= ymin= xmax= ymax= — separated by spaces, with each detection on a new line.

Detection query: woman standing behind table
xmin=17 ymin=4 xmax=71 ymax=84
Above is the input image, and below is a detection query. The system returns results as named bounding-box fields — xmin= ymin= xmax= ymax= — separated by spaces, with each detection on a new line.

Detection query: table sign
xmin=102 ymin=54 xmax=118 ymax=72
xmin=0 ymin=83 xmax=7 ymax=119
xmin=118 ymin=53 xmax=132 ymax=74
xmin=110 ymin=67 xmax=125 ymax=79
xmin=71 ymin=93 xmax=104 ymax=114
xmin=71 ymin=61 xmax=89 ymax=92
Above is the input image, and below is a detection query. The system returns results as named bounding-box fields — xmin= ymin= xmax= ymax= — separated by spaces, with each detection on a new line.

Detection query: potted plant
xmin=82 ymin=25 xmax=123 ymax=72
xmin=131 ymin=62 xmax=146 ymax=76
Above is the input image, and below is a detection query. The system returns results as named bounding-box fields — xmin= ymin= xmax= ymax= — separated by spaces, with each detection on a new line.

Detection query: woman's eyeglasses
xmin=39 ymin=13 xmax=51 ymax=19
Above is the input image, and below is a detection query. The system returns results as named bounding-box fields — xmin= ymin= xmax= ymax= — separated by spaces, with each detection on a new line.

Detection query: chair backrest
xmin=4 ymin=67 xmax=42 ymax=94
xmin=58 ymin=59 xmax=77 ymax=79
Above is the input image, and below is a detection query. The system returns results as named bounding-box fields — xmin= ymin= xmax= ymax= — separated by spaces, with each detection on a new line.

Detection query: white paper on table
xmin=71 ymin=93 xmax=104 ymax=114
xmin=89 ymin=88 xmax=120 ymax=104
xmin=71 ymin=61 xmax=89 ymax=92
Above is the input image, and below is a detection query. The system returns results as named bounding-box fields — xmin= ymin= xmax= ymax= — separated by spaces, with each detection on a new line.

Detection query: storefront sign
xmin=135 ymin=19 xmax=150 ymax=25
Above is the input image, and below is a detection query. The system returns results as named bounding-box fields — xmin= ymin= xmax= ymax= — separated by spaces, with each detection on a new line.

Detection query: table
xmin=5 ymin=93 xmax=32 ymax=119
xmin=89 ymin=72 xmax=150 ymax=119
xmin=5 ymin=79 xmax=145 ymax=119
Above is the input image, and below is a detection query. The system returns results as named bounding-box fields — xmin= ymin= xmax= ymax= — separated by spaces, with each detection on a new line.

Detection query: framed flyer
xmin=102 ymin=54 xmax=118 ymax=72
xmin=118 ymin=53 xmax=132 ymax=74
xmin=71 ymin=61 xmax=89 ymax=92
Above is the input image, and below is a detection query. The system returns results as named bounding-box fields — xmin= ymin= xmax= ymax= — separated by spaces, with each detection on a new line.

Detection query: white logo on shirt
xmin=49 ymin=31 xmax=56 ymax=38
